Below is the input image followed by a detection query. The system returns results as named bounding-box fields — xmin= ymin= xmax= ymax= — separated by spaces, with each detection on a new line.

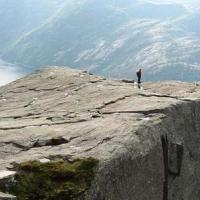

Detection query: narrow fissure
xmin=161 ymin=135 xmax=184 ymax=200
xmin=161 ymin=135 xmax=168 ymax=200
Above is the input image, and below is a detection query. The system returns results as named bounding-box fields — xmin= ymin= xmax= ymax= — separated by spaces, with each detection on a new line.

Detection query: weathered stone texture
xmin=0 ymin=67 xmax=200 ymax=199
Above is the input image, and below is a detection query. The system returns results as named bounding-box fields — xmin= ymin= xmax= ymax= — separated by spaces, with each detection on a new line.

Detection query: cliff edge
xmin=0 ymin=67 xmax=200 ymax=200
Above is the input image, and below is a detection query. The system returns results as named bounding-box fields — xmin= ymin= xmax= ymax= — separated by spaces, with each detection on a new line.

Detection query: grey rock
xmin=0 ymin=67 xmax=200 ymax=199
xmin=0 ymin=192 xmax=16 ymax=200
xmin=0 ymin=172 xmax=16 ymax=180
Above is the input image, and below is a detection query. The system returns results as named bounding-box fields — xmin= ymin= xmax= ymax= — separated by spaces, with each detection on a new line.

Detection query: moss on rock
xmin=6 ymin=158 xmax=98 ymax=200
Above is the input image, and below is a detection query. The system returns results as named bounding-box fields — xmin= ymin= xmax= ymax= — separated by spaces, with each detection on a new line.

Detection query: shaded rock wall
xmin=162 ymin=101 xmax=200 ymax=200
xmin=84 ymin=100 xmax=200 ymax=200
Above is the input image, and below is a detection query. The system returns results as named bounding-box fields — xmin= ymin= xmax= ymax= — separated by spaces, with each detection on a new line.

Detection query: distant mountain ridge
xmin=1 ymin=0 xmax=200 ymax=81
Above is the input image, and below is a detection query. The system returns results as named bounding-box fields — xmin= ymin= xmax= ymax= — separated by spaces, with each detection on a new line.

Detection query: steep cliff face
xmin=0 ymin=67 xmax=200 ymax=199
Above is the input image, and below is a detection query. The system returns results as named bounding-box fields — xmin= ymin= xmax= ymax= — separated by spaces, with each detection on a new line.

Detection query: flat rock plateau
xmin=1 ymin=67 xmax=200 ymax=200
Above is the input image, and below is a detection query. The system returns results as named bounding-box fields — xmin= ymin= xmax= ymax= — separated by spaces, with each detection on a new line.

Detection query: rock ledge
xmin=0 ymin=67 xmax=200 ymax=199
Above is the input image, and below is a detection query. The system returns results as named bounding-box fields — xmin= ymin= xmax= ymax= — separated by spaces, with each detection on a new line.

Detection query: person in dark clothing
xmin=136 ymin=68 xmax=142 ymax=88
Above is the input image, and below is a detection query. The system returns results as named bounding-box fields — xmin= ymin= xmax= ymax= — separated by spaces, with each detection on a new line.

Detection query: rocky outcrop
xmin=0 ymin=67 xmax=200 ymax=199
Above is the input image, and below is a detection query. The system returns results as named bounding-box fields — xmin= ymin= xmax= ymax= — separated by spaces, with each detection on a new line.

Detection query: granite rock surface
xmin=0 ymin=67 xmax=200 ymax=199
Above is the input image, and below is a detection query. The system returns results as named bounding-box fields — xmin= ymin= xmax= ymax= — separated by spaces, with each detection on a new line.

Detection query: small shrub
xmin=6 ymin=158 xmax=98 ymax=200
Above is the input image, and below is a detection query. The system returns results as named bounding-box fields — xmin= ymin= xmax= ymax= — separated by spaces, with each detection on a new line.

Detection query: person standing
xmin=136 ymin=68 xmax=142 ymax=89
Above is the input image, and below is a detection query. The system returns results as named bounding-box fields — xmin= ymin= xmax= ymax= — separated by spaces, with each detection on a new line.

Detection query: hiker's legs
xmin=137 ymin=76 xmax=142 ymax=89
xmin=137 ymin=76 xmax=141 ymax=84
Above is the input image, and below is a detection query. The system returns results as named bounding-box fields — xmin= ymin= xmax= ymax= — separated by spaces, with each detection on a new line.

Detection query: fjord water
xmin=0 ymin=59 xmax=23 ymax=86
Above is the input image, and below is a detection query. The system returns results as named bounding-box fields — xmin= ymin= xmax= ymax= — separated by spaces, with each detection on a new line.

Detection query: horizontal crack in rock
xmin=97 ymin=95 xmax=133 ymax=110
xmin=1 ymin=136 xmax=81 ymax=153
xmin=137 ymin=93 xmax=193 ymax=102
xmin=0 ymin=119 xmax=88 ymax=130
xmin=33 ymin=136 xmax=69 ymax=148
xmin=101 ymin=109 xmax=164 ymax=116
xmin=85 ymin=136 xmax=115 ymax=152
xmin=0 ymin=142 xmax=28 ymax=150
xmin=28 ymin=87 xmax=59 ymax=92
xmin=121 ymin=79 xmax=135 ymax=83
xmin=0 ymin=113 xmax=42 ymax=120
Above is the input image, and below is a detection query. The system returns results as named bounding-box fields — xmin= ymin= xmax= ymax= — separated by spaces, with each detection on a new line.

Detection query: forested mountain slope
xmin=1 ymin=0 xmax=200 ymax=81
